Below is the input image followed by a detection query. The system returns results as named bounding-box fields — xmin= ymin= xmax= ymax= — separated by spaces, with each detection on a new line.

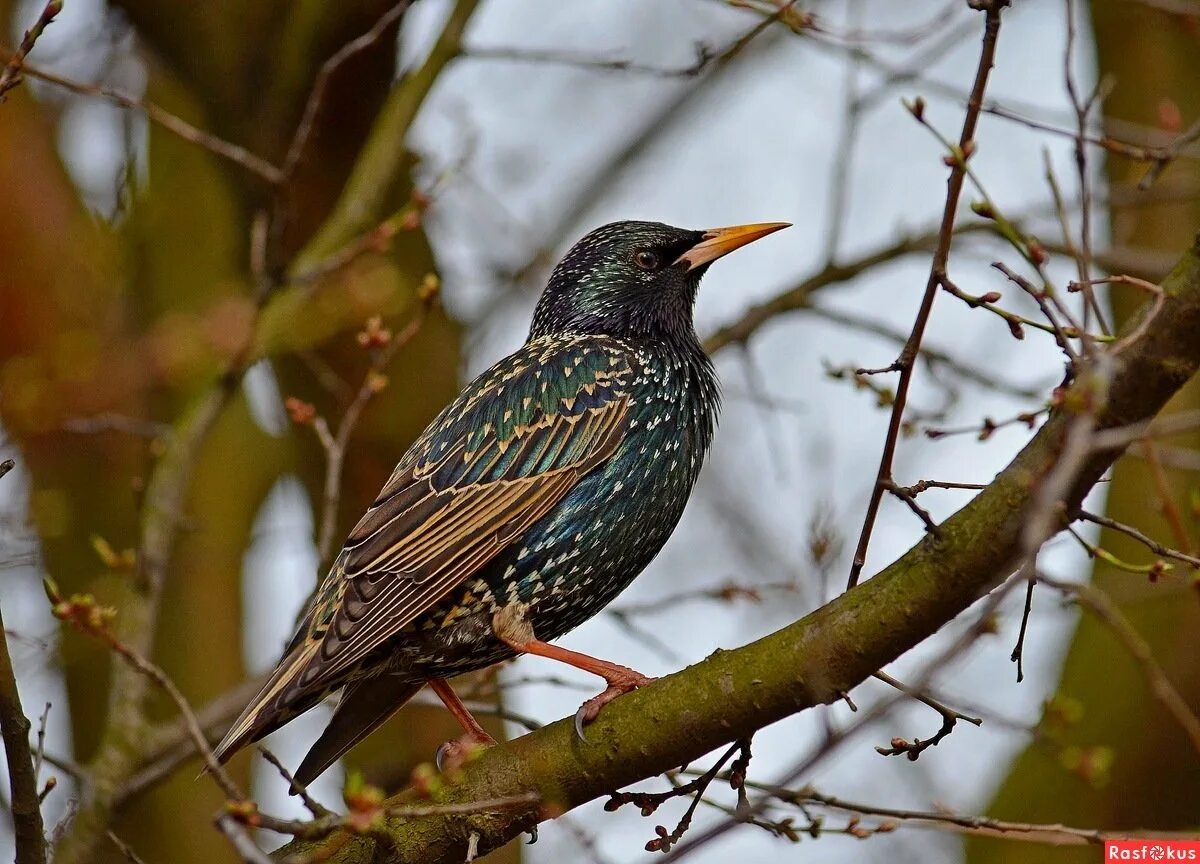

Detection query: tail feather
xmin=213 ymin=642 xmax=324 ymax=765
xmin=293 ymin=676 xmax=423 ymax=788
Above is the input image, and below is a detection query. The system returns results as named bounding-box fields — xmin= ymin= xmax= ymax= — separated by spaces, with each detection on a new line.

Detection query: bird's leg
xmin=493 ymin=605 xmax=654 ymax=741
xmin=428 ymin=678 xmax=496 ymax=772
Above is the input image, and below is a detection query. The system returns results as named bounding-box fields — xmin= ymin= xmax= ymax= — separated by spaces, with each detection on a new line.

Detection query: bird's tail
xmin=212 ymin=641 xmax=325 ymax=767
xmin=293 ymin=675 xmax=424 ymax=788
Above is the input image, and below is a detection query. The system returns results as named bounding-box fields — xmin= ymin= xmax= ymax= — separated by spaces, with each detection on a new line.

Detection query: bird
xmin=213 ymin=219 xmax=789 ymax=785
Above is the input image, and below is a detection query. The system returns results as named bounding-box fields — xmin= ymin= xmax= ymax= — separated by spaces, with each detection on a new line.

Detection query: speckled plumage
xmin=214 ymin=219 xmax=784 ymax=783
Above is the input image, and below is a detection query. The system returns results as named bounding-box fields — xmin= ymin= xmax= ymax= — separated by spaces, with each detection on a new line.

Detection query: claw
xmin=573 ymin=707 xmax=589 ymax=743
xmin=434 ymin=732 xmax=497 ymax=773
xmin=572 ymin=672 xmax=655 ymax=743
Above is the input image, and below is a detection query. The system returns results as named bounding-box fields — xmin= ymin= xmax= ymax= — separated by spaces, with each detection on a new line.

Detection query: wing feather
xmin=214 ymin=340 xmax=634 ymax=761
xmin=299 ymin=341 xmax=631 ymax=692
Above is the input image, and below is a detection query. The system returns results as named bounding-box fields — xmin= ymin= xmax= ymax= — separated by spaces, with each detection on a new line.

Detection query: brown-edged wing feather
xmin=213 ymin=339 xmax=633 ymax=763
xmin=302 ymin=393 xmax=629 ymax=691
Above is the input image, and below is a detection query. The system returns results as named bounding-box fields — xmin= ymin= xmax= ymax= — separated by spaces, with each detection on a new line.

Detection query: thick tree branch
xmin=276 ymin=234 xmax=1200 ymax=863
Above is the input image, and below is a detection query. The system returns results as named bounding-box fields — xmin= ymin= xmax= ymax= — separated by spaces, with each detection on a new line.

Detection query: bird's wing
xmin=216 ymin=339 xmax=633 ymax=759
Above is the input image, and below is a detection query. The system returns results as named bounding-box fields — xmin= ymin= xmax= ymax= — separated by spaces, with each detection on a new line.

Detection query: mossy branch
xmin=278 ymin=235 xmax=1200 ymax=864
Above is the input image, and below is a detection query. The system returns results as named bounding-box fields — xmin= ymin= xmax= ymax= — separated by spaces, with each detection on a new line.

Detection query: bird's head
xmin=529 ymin=220 xmax=789 ymax=343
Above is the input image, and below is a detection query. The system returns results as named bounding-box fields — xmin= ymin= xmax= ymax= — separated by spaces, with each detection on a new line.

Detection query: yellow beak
xmin=674 ymin=222 xmax=791 ymax=271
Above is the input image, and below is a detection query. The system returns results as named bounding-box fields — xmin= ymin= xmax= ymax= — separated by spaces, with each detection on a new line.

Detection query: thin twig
xmin=312 ymin=296 xmax=436 ymax=566
xmin=893 ymin=479 xmax=987 ymax=495
xmin=1076 ymin=509 xmax=1200 ymax=569
xmin=105 ymin=831 xmax=148 ymax=864
xmin=258 ymin=747 xmax=332 ymax=819
xmin=0 ymin=605 xmax=47 ymax=864
xmin=280 ymin=1 xmax=415 ymax=180
xmin=1142 ymin=440 xmax=1196 ymax=555
xmin=0 ymin=0 xmax=62 ymax=102
xmin=846 ymin=0 xmax=1010 ymax=589
xmin=871 ymin=671 xmax=982 ymax=760
xmin=45 ymin=587 xmax=244 ymax=801
xmin=605 ymin=740 xmax=752 ymax=854
xmin=1139 ymin=113 xmax=1200 ymax=189
xmin=10 ymin=59 xmax=282 ymax=183
xmin=215 ymin=814 xmax=273 ymax=864
xmin=806 ymin=304 xmax=1041 ymax=398
xmin=789 ymin=787 xmax=1197 ymax=845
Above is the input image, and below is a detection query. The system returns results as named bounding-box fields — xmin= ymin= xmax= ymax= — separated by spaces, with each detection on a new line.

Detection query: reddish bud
xmin=1158 ymin=97 xmax=1183 ymax=134
xmin=1027 ymin=239 xmax=1048 ymax=266
xmin=284 ymin=397 xmax=316 ymax=425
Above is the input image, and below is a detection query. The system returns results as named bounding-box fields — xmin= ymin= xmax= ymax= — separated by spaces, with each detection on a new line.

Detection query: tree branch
xmin=0 ymin=604 xmax=47 ymax=864
xmin=275 ymin=233 xmax=1200 ymax=863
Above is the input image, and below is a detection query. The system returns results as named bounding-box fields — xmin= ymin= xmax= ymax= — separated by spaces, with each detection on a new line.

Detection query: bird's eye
xmin=633 ymin=250 xmax=660 ymax=271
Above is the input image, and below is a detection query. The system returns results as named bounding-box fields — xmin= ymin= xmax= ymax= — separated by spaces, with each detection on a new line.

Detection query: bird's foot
xmin=435 ymin=731 xmax=497 ymax=773
xmin=574 ymin=668 xmax=655 ymax=742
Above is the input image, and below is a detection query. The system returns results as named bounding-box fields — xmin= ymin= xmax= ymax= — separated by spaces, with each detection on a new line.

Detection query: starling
xmin=214 ymin=220 xmax=789 ymax=784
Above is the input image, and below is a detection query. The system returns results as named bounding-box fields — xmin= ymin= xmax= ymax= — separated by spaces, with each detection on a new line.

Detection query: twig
xmin=0 ymin=0 xmax=62 ymax=102
xmin=45 ymin=585 xmax=244 ymax=801
xmin=939 ymin=273 xmax=1071 ymax=341
xmin=1060 ymin=0 xmax=1110 ymax=336
xmin=925 ymin=408 xmax=1046 ymax=441
xmin=788 ymin=787 xmax=1197 ymax=845
xmin=0 ymin=458 xmax=14 ymax=481
xmin=281 ymin=1 xmax=416 ymax=180
xmin=1090 ymin=409 xmax=1200 ymax=451
xmin=846 ymin=0 xmax=1010 ymax=589
xmin=1065 ymin=523 xmax=1170 ymax=578
xmin=10 ymin=59 xmax=282 ymax=183
xmin=871 ymin=671 xmax=982 ymax=760
xmin=806 ymin=304 xmax=1040 ymax=399
xmin=991 ymin=262 xmax=1082 ymax=360
xmin=244 ymin=792 xmax=541 ymax=842
xmin=605 ymin=740 xmax=752 ymax=854
xmin=1076 ymin=508 xmax=1200 ymax=570
xmin=462 ymin=45 xmax=717 ymax=78
xmin=0 ymin=605 xmax=47 ymax=864
xmin=1142 ymin=440 xmax=1196 ymax=555
xmin=33 ymin=703 xmax=52 ymax=802
xmin=1139 ymin=113 xmax=1200 ymax=190
xmin=881 ymin=480 xmax=943 ymax=538
xmin=893 ymin=479 xmax=987 ymax=496
xmin=309 ymin=294 xmax=436 ymax=566
xmin=215 ymin=814 xmax=273 ymax=864
xmin=1010 ymin=570 xmax=1036 ymax=683
xmin=258 ymin=747 xmax=332 ymax=819
xmin=105 ymin=831 xmax=148 ymax=864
